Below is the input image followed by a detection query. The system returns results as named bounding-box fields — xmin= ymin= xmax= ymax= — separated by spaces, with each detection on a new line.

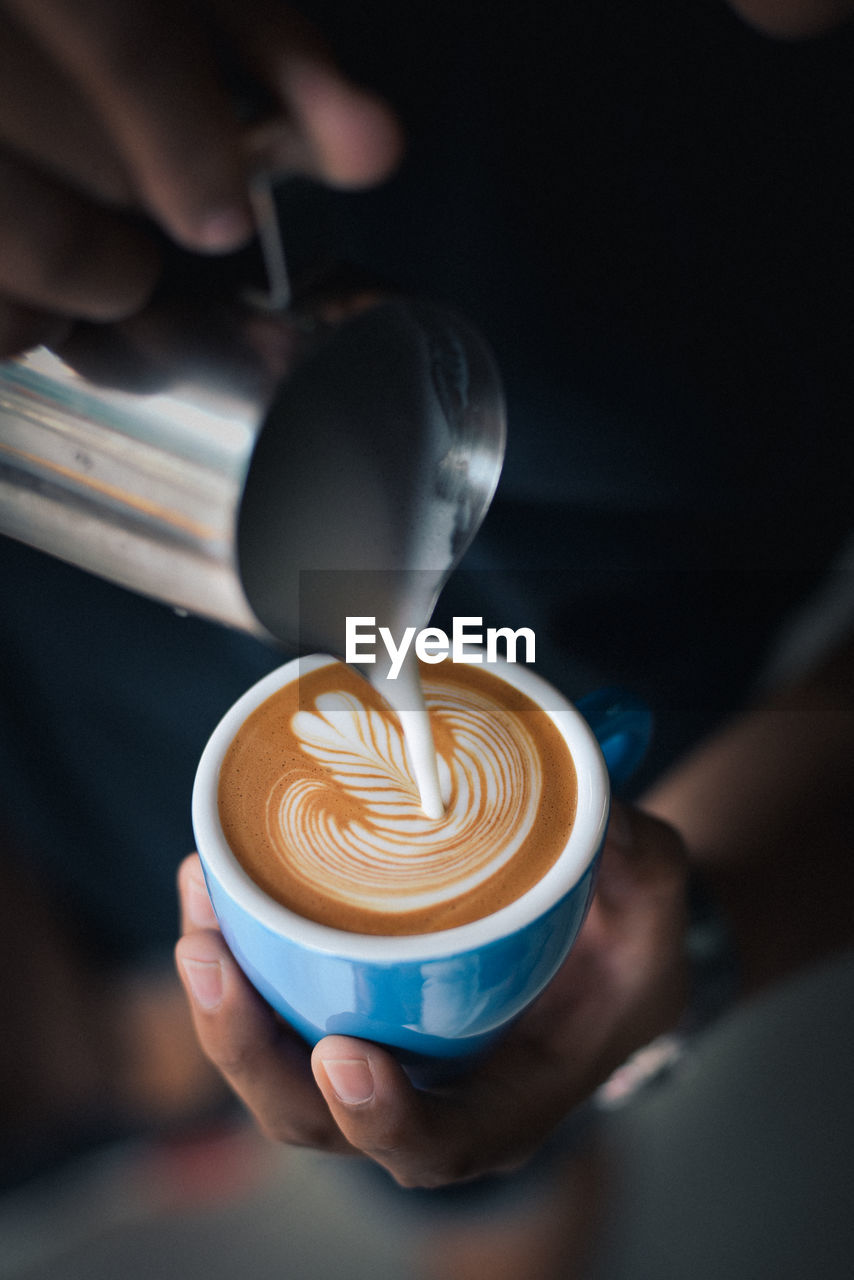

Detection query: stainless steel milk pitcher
xmin=0 ymin=267 xmax=505 ymax=653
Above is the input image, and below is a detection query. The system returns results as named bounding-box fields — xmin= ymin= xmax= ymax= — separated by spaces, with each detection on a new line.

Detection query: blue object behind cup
xmin=576 ymin=687 xmax=653 ymax=787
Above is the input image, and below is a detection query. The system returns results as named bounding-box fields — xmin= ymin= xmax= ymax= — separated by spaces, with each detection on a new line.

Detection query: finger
xmin=0 ymin=152 xmax=159 ymax=320
xmin=272 ymin=63 xmax=405 ymax=188
xmin=558 ymin=804 xmax=689 ymax=1057
xmin=0 ymin=9 xmax=131 ymax=205
xmin=175 ymin=927 xmax=352 ymax=1153
xmin=599 ymin=801 xmax=688 ymax=912
xmin=312 ymin=1038 xmax=463 ymax=1188
xmin=210 ymin=0 xmax=404 ymax=186
xmin=177 ymin=854 xmax=220 ymax=936
xmin=725 ymin=0 xmax=854 ymax=37
xmin=7 ymin=0 xmax=256 ymax=251
xmin=312 ymin=1035 xmax=567 ymax=1189
xmin=0 ymin=297 xmax=72 ymax=358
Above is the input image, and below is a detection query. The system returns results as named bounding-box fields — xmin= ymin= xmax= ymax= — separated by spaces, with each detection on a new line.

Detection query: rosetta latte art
xmin=218 ymin=661 xmax=576 ymax=934
xmin=267 ymin=680 xmax=543 ymax=915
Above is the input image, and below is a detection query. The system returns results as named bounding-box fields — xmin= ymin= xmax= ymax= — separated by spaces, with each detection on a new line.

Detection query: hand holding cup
xmin=177 ymin=653 xmax=686 ymax=1186
xmin=176 ymin=802 xmax=688 ymax=1187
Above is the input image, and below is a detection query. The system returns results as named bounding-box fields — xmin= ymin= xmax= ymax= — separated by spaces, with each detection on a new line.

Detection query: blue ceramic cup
xmin=192 ymin=655 xmax=650 ymax=1072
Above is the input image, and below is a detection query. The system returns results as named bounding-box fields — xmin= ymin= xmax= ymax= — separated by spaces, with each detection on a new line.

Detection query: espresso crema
xmin=218 ymin=661 xmax=577 ymax=935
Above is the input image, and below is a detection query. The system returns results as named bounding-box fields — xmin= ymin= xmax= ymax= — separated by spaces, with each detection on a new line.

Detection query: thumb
xmin=312 ymin=1036 xmax=492 ymax=1189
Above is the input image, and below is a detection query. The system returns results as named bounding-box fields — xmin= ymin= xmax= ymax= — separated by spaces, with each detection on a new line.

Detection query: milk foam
xmin=265 ymin=674 xmax=542 ymax=915
xmin=218 ymin=661 xmax=577 ymax=934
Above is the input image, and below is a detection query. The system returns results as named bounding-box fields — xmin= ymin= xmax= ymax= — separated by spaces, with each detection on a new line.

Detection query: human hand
xmin=174 ymin=802 xmax=688 ymax=1189
xmin=0 ymin=0 xmax=402 ymax=356
xmin=724 ymin=0 xmax=854 ymax=37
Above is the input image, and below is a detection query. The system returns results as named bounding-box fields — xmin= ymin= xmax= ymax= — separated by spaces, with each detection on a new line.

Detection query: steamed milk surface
xmin=218 ymin=660 xmax=577 ymax=935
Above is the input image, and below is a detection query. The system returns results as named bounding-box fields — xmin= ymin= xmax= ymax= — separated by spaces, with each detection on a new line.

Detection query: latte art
xmin=271 ymin=683 xmax=542 ymax=914
xmin=218 ymin=661 xmax=576 ymax=934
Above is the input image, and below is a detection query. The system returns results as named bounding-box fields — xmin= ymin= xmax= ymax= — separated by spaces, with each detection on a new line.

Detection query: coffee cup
xmin=192 ymin=654 xmax=650 ymax=1074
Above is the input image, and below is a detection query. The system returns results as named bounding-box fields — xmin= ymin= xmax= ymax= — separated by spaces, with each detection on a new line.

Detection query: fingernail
xmin=322 ymin=1057 xmax=375 ymax=1105
xmin=195 ymin=204 xmax=254 ymax=251
xmin=185 ymin=871 xmax=218 ymax=930
xmin=180 ymin=957 xmax=223 ymax=1010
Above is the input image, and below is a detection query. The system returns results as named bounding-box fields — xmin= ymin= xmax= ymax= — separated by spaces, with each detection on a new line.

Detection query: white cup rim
xmin=192 ymin=654 xmax=610 ymax=961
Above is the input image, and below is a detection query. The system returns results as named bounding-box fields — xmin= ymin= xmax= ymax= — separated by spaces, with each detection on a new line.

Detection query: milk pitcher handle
xmin=576 ymin=688 xmax=653 ymax=788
